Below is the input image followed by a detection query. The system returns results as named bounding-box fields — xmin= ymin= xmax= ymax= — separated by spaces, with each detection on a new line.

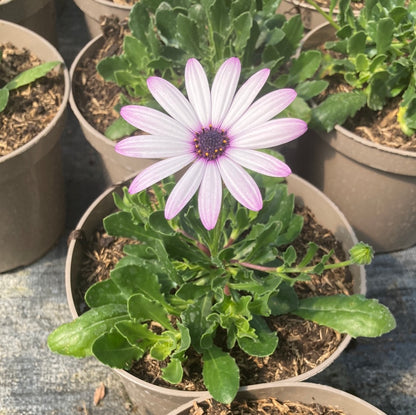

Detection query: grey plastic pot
xmin=65 ymin=173 xmax=366 ymax=414
xmin=0 ymin=20 xmax=69 ymax=273
xmin=0 ymin=0 xmax=57 ymax=46
xmin=290 ymin=23 xmax=416 ymax=253
xmin=69 ymin=34 xmax=156 ymax=186
xmin=168 ymin=382 xmax=387 ymax=415
xmin=73 ymin=0 xmax=131 ymax=38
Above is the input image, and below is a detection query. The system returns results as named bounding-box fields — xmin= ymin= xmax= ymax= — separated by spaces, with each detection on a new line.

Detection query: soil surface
xmin=76 ymin=205 xmax=353 ymax=393
xmin=0 ymin=43 xmax=64 ymax=156
xmin=185 ymin=396 xmax=346 ymax=414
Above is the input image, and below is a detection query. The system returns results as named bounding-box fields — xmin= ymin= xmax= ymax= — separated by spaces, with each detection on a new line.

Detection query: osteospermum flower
xmin=115 ymin=57 xmax=307 ymax=230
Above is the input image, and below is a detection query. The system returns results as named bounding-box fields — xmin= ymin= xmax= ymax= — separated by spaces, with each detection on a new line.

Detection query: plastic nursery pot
xmin=168 ymin=382 xmax=387 ymax=415
xmin=73 ymin=0 xmax=132 ymax=38
xmin=65 ymin=173 xmax=366 ymax=414
xmin=69 ymin=35 xmax=156 ymax=186
xmin=0 ymin=20 xmax=69 ymax=273
xmin=0 ymin=0 xmax=58 ymax=46
xmin=291 ymin=23 xmax=416 ymax=253
xmin=277 ymin=0 xmax=361 ymax=31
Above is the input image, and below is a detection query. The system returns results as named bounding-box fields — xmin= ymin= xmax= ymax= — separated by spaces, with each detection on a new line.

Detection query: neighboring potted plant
xmin=70 ymin=0 xmax=326 ymax=184
xmin=0 ymin=19 xmax=69 ymax=273
xmin=49 ymin=57 xmax=395 ymax=412
xmin=0 ymin=0 xmax=58 ymax=46
xmin=168 ymin=382 xmax=387 ymax=415
xmin=289 ymin=0 xmax=416 ymax=252
xmin=72 ymin=0 xmax=136 ymax=38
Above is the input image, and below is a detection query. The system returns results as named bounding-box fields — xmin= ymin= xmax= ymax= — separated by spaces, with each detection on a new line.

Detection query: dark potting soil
xmin=77 ymin=205 xmax=353 ymax=392
xmin=184 ymin=396 xmax=347 ymax=415
xmin=0 ymin=43 xmax=64 ymax=156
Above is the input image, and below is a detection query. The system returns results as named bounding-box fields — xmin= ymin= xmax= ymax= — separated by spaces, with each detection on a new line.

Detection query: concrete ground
xmin=0 ymin=1 xmax=415 ymax=414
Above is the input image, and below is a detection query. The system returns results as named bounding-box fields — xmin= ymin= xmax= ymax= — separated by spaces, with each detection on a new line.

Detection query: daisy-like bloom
xmin=115 ymin=57 xmax=307 ymax=230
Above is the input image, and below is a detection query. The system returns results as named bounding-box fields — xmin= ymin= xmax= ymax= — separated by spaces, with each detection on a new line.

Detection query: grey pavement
xmin=0 ymin=1 xmax=415 ymax=414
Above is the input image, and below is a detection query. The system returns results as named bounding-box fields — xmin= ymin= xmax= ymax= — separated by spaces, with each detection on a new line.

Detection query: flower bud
xmin=349 ymin=242 xmax=374 ymax=265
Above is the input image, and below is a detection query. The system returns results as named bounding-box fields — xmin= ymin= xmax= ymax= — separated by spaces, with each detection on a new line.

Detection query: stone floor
xmin=0 ymin=1 xmax=415 ymax=414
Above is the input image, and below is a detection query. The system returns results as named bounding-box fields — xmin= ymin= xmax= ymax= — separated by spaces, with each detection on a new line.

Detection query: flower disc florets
xmin=115 ymin=57 xmax=308 ymax=230
xmin=194 ymin=126 xmax=229 ymax=161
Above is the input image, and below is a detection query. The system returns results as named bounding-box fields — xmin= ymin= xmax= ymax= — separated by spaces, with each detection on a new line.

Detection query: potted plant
xmin=0 ymin=19 xmax=70 ymax=273
xmin=289 ymin=0 xmax=416 ymax=252
xmin=49 ymin=57 xmax=395 ymax=412
xmin=70 ymin=0 xmax=326 ymax=184
xmin=277 ymin=0 xmax=362 ymax=30
xmin=168 ymin=382 xmax=387 ymax=415
xmin=73 ymin=0 xmax=135 ymax=38
xmin=0 ymin=0 xmax=58 ymax=46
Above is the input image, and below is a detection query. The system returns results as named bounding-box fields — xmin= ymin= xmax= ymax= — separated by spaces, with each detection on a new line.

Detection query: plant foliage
xmin=48 ymin=167 xmax=395 ymax=403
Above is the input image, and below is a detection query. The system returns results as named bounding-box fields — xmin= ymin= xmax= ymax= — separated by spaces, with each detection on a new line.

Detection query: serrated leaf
xmin=92 ymin=330 xmax=144 ymax=369
xmin=311 ymin=91 xmax=367 ymax=132
xmin=202 ymin=346 xmax=239 ymax=404
xmin=295 ymin=80 xmax=328 ymax=100
xmin=47 ymin=304 xmax=128 ymax=357
xmin=176 ymin=14 xmax=201 ymax=56
xmin=237 ymin=315 xmax=278 ymax=356
xmin=97 ymin=56 xmax=129 ymax=83
xmin=293 ymin=294 xmax=396 ymax=338
xmin=375 ymin=17 xmax=394 ymax=54
xmin=288 ymin=50 xmax=321 ymax=84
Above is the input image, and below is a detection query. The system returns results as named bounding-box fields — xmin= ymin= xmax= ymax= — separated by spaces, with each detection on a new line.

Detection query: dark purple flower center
xmin=193 ymin=126 xmax=230 ymax=161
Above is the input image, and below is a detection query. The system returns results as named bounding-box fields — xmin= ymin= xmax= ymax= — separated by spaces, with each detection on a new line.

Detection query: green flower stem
xmin=176 ymin=228 xmax=211 ymax=257
xmin=303 ymin=0 xmax=340 ymax=30
xmin=234 ymin=258 xmax=355 ymax=275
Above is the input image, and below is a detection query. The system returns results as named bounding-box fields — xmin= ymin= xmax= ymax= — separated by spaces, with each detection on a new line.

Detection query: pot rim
xmin=68 ymin=34 xmax=117 ymax=151
xmin=168 ymin=381 xmax=387 ymax=415
xmin=65 ymin=174 xmax=365 ymax=398
xmin=0 ymin=19 xmax=70 ymax=164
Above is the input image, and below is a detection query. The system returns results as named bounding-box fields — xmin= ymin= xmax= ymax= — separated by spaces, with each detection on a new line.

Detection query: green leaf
xmin=232 ymin=12 xmax=253 ymax=55
xmin=150 ymin=331 xmax=176 ymax=360
xmin=162 ymin=358 xmax=183 ymax=384
xmin=92 ymin=330 xmax=144 ymax=369
xmin=311 ymin=91 xmax=367 ymax=132
xmin=85 ymin=279 xmax=127 ymax=308
xmin=375 ymin=17 xmax=394 ymax=54
xmin=288 ymin=50 xmax=321 ymax=84
xmin=128 ymin=294 xmax=173 ymax=330
xmin=295 ymin=80 xmax=328 ymax=100
xmin=129 ymin=3 xmax=151 ymax=46
xmin=96 ymin=56 xmax=129 ymax=83
xmin=176 ymin=14 xmax=201 ymax=57
xmin=202 ymin=346 xmax=239 ymax=404
xmin=105 ymin=117 xmax=137 ymax=140
xmin=237 ymin=316 xmax=278 ymax=356
xmin=0 ymin=88 xmax=9 ymax=112
xmin=268 ymin=282 xmax=299 ymax=315
xmin=347 ymin=31 xmax=366 ymax=56
xmin=47 ymin=304 xmax=128 ymax=357
xmin=293 ymin=295 xmax=397 ymax=338
xmin=5 ymin=61 xmax=60 ymax=91
xmin=124 ymin=35 xmax=148 ymax=67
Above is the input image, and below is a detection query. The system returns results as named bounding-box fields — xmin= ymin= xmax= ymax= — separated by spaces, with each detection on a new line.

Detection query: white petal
xmin=211 ymin=57 xmax=241 ymax=126
xmin=120 ymin=105 xmax=191 ymax=139
xmin=165 ymin=160 xmax=206 ymax=220
xmin=228 ymin=89 xmax=297 ymax=136
xmin=128 ymin=153 xmax=195 ymax=194
xmin=221 ymin=68 xmax=270 ymax=130
xmin=227 ymin=148 xmax=291 ymax=177
xmin=198 ymin=162 xmax=222 ymax=230
xmin=115 ymin=135 xmax=190 ymax=158
xmin=147 ymin=76 xmax=200 ymax=131
xmin=185 ymin=58 xmax=211 ymax=127
xmin=231 ymin=118 xmax=307 ymax=149
xmin=217 ymin=156 xmax=262 ymax=211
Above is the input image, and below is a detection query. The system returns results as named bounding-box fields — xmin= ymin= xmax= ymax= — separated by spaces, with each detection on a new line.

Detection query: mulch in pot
xmin=75 ymin=205 xmax=353 ymax=392
xmin=185 ymin=396 xmax=346 ymax=415
xmin=0 ymin=43 xmax=64 ymax=156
